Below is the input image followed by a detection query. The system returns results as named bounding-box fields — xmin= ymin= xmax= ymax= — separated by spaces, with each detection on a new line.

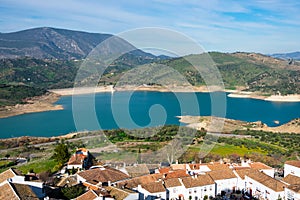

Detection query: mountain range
xmin=0 ymin=27 xmax=157 ymax=60
xmin=0 ymin=27 xmax=300 ymax=106
xmin=270 ymin=52 xmax=300 ymax=60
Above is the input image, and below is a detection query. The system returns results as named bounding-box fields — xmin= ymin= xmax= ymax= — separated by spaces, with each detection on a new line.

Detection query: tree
xmin=61 ymin=184 xmax=85 ymax=199
xmin=53 ymin=141 xmax=70 ymax=166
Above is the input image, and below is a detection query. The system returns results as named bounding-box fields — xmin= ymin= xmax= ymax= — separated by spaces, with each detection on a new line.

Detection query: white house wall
xmin=245 ymin=176 xmax=285 ymax=200
xmin=284 ymin=164 xmax=300 ymax=178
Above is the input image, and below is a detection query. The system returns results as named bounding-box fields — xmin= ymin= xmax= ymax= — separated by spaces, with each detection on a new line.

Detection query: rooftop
xmin=76 ymin=190 xmax=98 ymax=200
xmin=281 ymin=174 xmax=300 ymax=185
xmin=207 ymin=163 xmax=230 ymax=171
xmin=246 ymin=170 xmax=287 ymax=192
xmin=285 ymin=160 xmax=300 ymax=168
xmin=171 ymin=164 xmax=187 ymax=171
xmin=106 ymin=186 xmax=134 ymax=200
xmin=142 ymin=181 xmax=166 ymax=193
xmin=77 ymin=166 xmax=130 ymax=184
xmin=118 ymin=173 xmax=163 ymax=189
xmin=234 ymin=169 xmax=257 ymax=180
xmin=68 ymin=154 xmax=86 ymax=165
xmin=249 ymin=162 xmax=272 ymax=170
xmin=10 ymin=183 xmax=40 ymax=200
xmin=287 ymin=184 xmax=300 ymax=193
xmin=208 ymin=169 xmax=237 ymax=180
xmin=164 ymin=169 xmax=189 ymax=179
xmin=0 ymin=168 xmax=17 ymax=184
xmin=164 ymin=178 xmax=182 ymax=188
xmin=158 ymin=167 xmax=171 ymax=174
xmin=0 ymin=182 xmax=19 ymax=200
xmin=125 ymin=164 xmax=150 ymax=178
xmin=181 ymin=174 xmax=215 ymax=188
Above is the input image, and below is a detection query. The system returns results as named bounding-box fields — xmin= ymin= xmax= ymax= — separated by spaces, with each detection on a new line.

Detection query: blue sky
xmin=0 ymin=0 xmax=299 ymax=53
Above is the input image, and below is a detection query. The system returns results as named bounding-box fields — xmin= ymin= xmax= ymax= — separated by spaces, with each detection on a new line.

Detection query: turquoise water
xmin=0 ymin=91 xmax=300 ymax=138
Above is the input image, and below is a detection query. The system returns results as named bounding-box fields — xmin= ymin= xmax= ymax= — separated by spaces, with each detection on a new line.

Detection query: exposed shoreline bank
xmin=51 ymin=85 xmax=300 ymax=102
xmin=228 ymin=92 xmax=300 ymax=102
xmin=1 ymin=116 xmax=299 ymax=145
xmin=0 ymin=92 xmax=63 ymax=119
xmin=1 ymin=85 xmax=300 ymax=119
xmin=178 ymin=115 xmax=300 ymax=134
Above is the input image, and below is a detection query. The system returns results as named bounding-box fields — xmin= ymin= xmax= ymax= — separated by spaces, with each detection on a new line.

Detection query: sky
xmin=0 ymin=0 xmax=299 ymax=54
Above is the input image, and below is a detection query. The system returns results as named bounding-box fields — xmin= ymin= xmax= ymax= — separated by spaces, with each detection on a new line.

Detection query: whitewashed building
xmin=138 ymin=181 xmax=166 ymax=200
xmin=245 ymin=170 xmax=287 ymax=200
xmin=285 ymin=184 xmax=300 ymax=200
xmin=181 ymin=174 xmax=215 ymax=200
xmin=249 ymin=162 xmax=275 ymax=178
xmin=164 ymin=178 xmax=186 ymax=200
xmin=207 ymin=169 xmax=238 ymax=196
xmin=284 ymin=160 xmax=300 ymax=178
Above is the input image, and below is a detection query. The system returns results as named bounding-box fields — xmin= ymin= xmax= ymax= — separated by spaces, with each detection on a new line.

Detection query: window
xmin=204 ymin=187 xmax=207 ymax=192
xmin=210 ymin=186 xmax=212 ymax=191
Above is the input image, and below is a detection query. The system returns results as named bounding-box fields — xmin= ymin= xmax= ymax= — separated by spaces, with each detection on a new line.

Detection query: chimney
xmin=175 ymin=160 xmax=178 ymax=164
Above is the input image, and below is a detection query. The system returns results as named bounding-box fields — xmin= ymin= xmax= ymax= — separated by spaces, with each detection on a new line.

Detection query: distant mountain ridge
xmin=0 ymin=27 xmax=157 ymax=60
xmin=270 ymin=52 xmax=300 ymax=60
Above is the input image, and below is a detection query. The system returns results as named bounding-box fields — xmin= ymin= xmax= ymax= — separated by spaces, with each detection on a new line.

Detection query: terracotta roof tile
xmin=76 ymin=190 xmax=98 ymax=200
xmin=287 ymin=184 xmax=300 ymax=193
xmin=142 ymin=181 xmax=165 ymax=193
xmin=164 ymin=178 xmax=182 ymax=188
xmin=125 ymin=164 xmax=150 ymax=178
xmin=0 ymin=182 xmax=19 ymax=200
xmin=285 ymin=160 xmax=300 ymax=168
xmin=68 ymin=154 xmax=86 ymax=165
xmin=118 ymin=173 xmax=163 ymax=189
xmin=11 ymin=183 xmax=40 ymax=200
xmin=171 ymin=164 xmax=186 ymax=171
xmin=56 ymin=176 xmax=78 ymax=187
xmin=106 ymin=186 xmax=133 ymax=200
xmin=0 ymin=169 xmax=16 ymax=184
xmin=207 ymin=163 xmax=230 ymax=171
xmin=189 ymin=164 xmax=203 ymax=170
xmin=249 ymin=162 xmax=272 ymax=170
xmin=165 ymin=169 xmax=189 ymax=179
xmin=246 ymin=170 xmax=287 ymax=192
xmin=77 ymin=166 xmax=130 ymax=184
xmin=234 ymin=169 xmax=257 ymax=180
xmin=208 ymin=169 xmax=237 ymax=180
xmin=158 ymin=167 xmax=171 ymax=174
xmin=181 ymin=174 xmax=215 ymax=188
xmin=282 ymin=174 xmax=300 ymax=185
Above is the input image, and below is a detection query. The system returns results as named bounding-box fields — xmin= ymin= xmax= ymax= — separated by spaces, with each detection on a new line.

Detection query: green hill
xmin=1 ymin=51 xmax=300 ymax=107
xmin=156 ymin=52 xmax=300 ymax=95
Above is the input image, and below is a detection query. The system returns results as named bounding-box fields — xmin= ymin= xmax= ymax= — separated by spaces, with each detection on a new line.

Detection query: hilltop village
xmin=0 ymin=148 xmax=299 ymax=200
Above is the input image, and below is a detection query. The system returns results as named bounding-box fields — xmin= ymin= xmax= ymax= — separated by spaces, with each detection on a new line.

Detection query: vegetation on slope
xmin=1 ymin=125 xmax=299 ymax=174
xmin=159 ymin=52 xmax=300 ymax=94
xmin=0 ymin=84 xmax=46 ymax=106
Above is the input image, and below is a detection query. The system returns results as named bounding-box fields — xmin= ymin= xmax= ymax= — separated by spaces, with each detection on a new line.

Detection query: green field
xmin=17 ymin=158 xmax=58 ymax=174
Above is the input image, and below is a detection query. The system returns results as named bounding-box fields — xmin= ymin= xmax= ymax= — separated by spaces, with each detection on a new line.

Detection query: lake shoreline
xmin=0 ymin=92 xmax=63 ymax=119
xmin=1 ymin=85 xmax=300 ymax=119
xmin=51 ymin=85 xmax=300 ymax=102
xmin=1 ymin=116 xmax=299 ymax=143
xmin=178 ymin=115 xmax=300 ymax=134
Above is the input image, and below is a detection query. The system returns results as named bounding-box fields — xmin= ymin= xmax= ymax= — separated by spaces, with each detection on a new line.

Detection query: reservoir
xmin=0 ymin=91 xmax=300 ymax=138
